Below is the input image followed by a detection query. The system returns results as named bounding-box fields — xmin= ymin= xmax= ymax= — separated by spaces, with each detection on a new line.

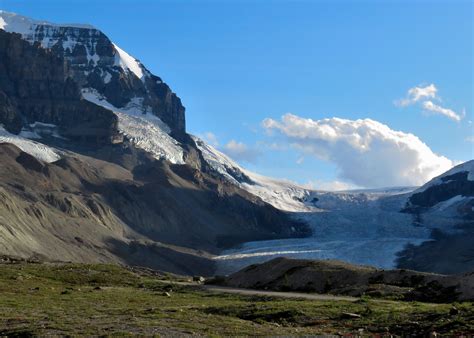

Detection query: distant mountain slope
xmin=404 ymin=160 xmax=474 ymax=219
xmin=396 ymin=160 xmax=474 ymax=274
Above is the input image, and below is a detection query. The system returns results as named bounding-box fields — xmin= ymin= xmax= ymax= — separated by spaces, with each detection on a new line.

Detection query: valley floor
xmin=0 ymin=261 xmax=473 ymax=335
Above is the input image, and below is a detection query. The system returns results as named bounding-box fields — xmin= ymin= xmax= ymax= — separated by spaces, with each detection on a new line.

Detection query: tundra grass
xmin=0 ymin=262 xmax=473 ymax=336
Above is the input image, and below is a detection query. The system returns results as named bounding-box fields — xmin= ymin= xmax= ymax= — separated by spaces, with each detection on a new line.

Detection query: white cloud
xmin=395 ymin=83 xmax=463 ymax=122
xmin=422 ymin=101 xmax=463 ymax=122
xmin=262 ymin=113 xmax=453 ymax=187
xmin=222 ymin=140 xmax=261 ymax=163
xmin=395 ymin=84 xmax=438 ymax=107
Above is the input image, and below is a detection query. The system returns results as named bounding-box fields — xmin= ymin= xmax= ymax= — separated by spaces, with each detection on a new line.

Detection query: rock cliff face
xmin=0 ymin=30 xmax=120 ymax=144
xmin=0 ymin=10 xmax=185 ymax=138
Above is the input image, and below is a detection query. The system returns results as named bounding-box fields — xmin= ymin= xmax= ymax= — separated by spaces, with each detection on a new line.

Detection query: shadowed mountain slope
xmin=0 ymin=143 xmax=308 ymax=275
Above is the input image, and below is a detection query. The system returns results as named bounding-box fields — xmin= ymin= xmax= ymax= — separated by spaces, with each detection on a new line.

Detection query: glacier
xmin=82 ymin=88 xmax=185 ymax=164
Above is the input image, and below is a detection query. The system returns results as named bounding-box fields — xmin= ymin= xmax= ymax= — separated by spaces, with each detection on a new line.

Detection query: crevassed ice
xmin=82 ymin=88 xmax=184 ymax=164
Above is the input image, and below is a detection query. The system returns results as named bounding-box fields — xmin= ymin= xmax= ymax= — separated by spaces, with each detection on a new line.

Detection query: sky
xmin=1 ymin=0 xmax=472 ymax=189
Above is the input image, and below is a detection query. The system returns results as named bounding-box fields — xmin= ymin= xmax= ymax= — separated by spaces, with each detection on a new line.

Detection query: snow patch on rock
xmin=103 ymin=71 xmax=112 ymax=84
xmin=433 ymin=195 xmax=466 ymax=211
xmin=0 ymin=126 xmax=61 ymax=163
xmin=113 ymin=43 xmax=146 ymax=80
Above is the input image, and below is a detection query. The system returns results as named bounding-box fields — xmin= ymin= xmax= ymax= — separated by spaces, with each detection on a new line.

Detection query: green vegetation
xmin=0 ymin=262 xmax=473 ymax=335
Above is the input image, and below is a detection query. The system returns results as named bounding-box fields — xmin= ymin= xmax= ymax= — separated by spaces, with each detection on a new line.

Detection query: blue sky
xmin=1 ymin=0 xmax=472 ymax=189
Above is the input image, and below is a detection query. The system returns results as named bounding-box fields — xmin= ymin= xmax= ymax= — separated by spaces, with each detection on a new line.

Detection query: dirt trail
xmin=158 ymin=280 xmax=357 ymax=302
xmin=203 ymin=285 xmax=358 ymax=301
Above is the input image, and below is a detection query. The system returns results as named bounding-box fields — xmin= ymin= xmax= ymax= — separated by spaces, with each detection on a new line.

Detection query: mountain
xmin=0 ymin=10 xmax=185 ymax=139
xmin=0 ymin=11 xmax=309 ymax=275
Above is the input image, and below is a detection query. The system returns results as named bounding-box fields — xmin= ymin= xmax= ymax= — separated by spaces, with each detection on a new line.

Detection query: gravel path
xmin=202 ymin=285 xmax=358 ymax=302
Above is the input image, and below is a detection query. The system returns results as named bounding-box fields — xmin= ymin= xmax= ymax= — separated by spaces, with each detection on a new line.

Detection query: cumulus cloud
xmin=262 ymin=113 xmax=453 ymax=187
xmin=422 ymin=101 xmax=463 ymax=122
xmin=395 ymin=84 xmax=438 ymax=107
xmin=395 ymin=83 xmax=463 ymax=122
xmin=223 ymin=140 xmax=261 ymax=163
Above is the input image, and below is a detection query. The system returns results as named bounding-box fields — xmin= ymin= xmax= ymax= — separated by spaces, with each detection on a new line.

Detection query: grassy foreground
xmin=0 ymin=262 xmax=473 ymax=336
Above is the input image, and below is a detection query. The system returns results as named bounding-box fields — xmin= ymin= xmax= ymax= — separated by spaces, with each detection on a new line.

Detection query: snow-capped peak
xmin=0 ymin=10 xmax=186 ymax=135
xmin=0 ymin=10 xmax=149 ymax=82
xmin=0 ymin=10 xmax=94 ymax=34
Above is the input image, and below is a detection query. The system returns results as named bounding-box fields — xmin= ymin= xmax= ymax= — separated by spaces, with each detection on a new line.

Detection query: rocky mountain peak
xmin=0 ymin=10 xmax=186 ymax=138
